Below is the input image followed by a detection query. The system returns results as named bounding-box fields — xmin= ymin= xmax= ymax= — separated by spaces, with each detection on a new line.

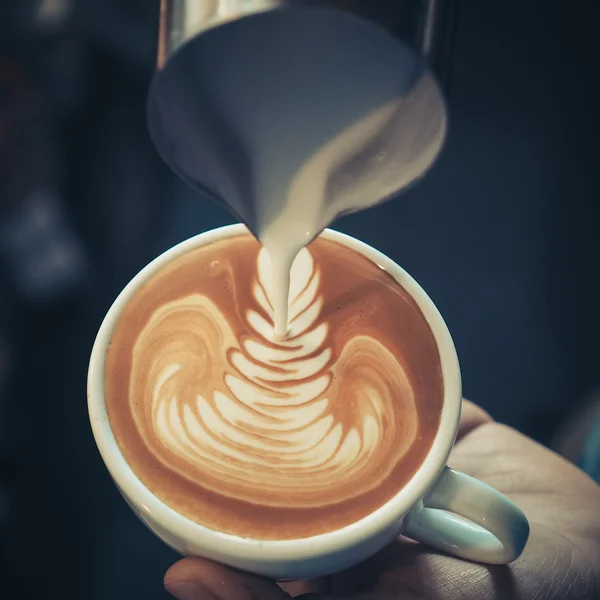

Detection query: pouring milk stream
xmin=147 ymin=8 xmax=447 ymax=338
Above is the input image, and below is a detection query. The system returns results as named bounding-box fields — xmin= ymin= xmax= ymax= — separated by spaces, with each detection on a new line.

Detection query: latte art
xmin=105 ymin=234 xmax=442 ymax=539
xmin=131 ymin=248 xmax=417 ymax=507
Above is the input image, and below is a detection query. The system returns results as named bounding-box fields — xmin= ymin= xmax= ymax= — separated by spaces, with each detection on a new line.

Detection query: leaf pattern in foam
xmin=132 ymin=246 xmax=418 ymax=507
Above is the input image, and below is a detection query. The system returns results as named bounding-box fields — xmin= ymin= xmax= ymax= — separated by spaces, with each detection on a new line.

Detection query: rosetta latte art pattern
xmin=130 ymin=248 xmax=418 ymax=507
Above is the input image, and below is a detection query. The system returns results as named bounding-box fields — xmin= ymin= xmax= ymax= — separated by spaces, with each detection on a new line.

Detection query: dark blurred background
xmin=0 ymin=1 xmax=598 ymax=598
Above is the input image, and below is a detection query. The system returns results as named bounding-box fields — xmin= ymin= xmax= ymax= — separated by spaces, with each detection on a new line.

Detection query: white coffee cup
xmin=88 ymin=224 xmax=529 ymax=580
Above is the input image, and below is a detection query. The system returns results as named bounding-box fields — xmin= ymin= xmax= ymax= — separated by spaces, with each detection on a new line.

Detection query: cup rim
xmin=87 ymin=223 xmax=462 ymax=562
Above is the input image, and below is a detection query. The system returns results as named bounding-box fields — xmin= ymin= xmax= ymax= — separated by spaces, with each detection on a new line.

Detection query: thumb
xmin=457 ymin=399 xmax=493 ymax=441
xmin=165 ymin=558 xmax=291 ymax=600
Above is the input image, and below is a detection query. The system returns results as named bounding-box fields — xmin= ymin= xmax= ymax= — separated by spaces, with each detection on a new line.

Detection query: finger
xmin=457 ymin=398 xmax=493 ymax=441
xmin=165 ymin=558 xmax=291 ymax=600
xmin=278 ymin=577 xmax=330 ymax=596
xmin=328 ymin=536 xmax=419 ymax=595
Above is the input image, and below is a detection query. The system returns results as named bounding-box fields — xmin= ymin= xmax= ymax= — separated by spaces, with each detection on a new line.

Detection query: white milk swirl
xmin=130 ymin=248 xmax=419 ymax=507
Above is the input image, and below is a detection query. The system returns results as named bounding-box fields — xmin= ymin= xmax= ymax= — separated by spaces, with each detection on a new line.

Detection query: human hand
xmin=164 ymin=400 xmax=600 ymax=600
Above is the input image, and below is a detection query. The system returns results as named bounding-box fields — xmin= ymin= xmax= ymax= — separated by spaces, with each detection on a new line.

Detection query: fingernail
xmin=165 ymin=580 xmax=219 ymax=600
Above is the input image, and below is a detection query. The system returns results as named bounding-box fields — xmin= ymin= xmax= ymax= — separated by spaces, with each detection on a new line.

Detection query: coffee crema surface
xmin=104 ymin=234 xmax=443 ymax=539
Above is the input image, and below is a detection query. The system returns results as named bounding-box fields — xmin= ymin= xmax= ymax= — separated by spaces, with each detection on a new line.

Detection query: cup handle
xmin=403 ymin=466 xmax=530 ymax=564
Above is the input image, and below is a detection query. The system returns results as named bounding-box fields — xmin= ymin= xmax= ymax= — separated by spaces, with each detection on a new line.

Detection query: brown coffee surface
xmin=104 ymin=234 xmax=443 ymax=540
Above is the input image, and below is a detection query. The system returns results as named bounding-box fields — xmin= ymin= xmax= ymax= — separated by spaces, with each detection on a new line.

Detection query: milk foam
xmin=130 ymin=246 xmax=418 ymax=506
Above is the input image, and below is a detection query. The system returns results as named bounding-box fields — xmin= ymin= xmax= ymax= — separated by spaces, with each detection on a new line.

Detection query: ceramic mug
xmin=88 ymin=224 xmax=530 ymax=580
